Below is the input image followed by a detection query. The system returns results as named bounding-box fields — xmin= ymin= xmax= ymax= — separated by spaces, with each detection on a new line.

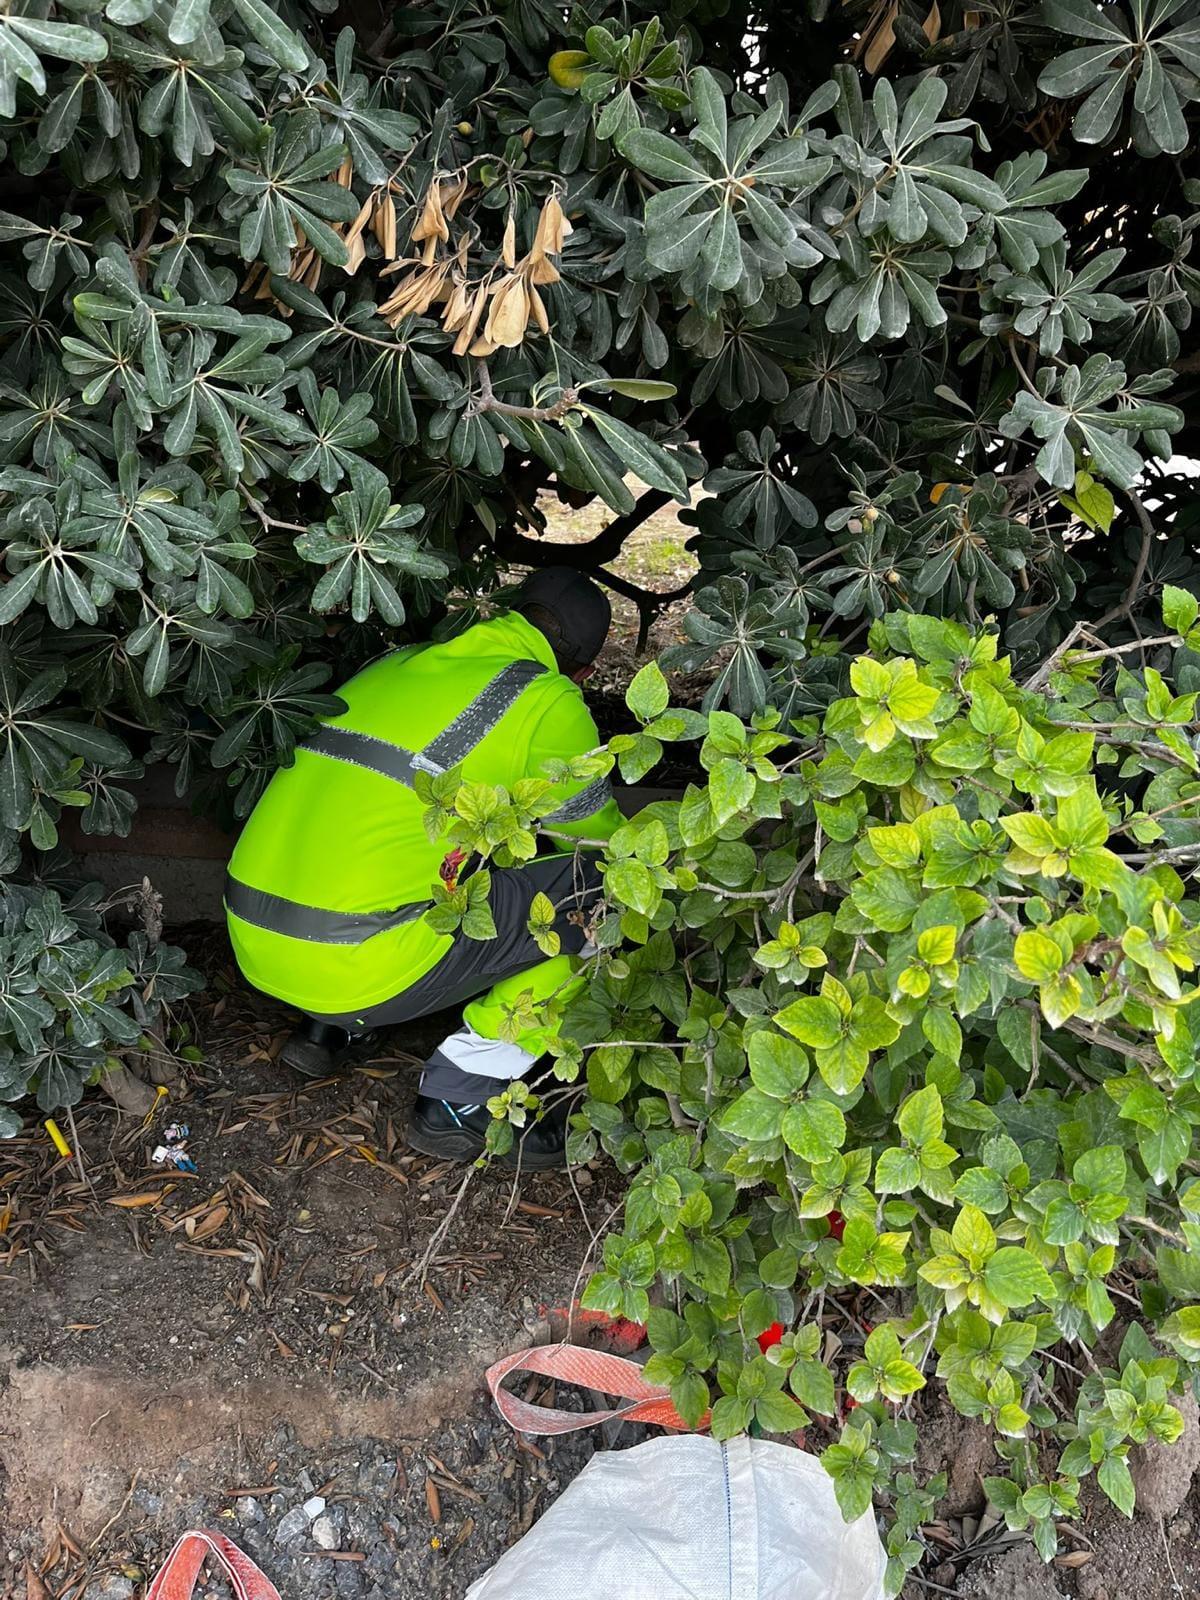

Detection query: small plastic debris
xmin=44 ymin=1120 xmax=72 ymax=1159
xmin=141 ymin=1084 xmax=169 ymax=1127
xmin=151 ymin=1120 xmax=197 ymax=1172
xmin=152 ymin=1145 xmax=198 ymax=1173
xmin=302 ymin=1496 xmax=326 ymax=1519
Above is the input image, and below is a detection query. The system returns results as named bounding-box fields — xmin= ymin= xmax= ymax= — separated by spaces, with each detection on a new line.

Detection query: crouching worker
xmin=224 ymin=568 xmax=622 ymax=1169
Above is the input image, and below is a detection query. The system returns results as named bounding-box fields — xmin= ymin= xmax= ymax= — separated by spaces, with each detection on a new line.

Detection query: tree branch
xmin=500 ymin=488 xmax=674 ymax=571
xmin=470 ymin=359 xmax=578 ymax=422
xmin=599 ymin=572 xmax=691 ymax=653
xmin=1092 ymin=486 xmax=1156 ymax=630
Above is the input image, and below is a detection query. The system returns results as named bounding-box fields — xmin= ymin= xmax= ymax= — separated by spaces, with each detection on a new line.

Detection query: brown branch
xmin=599 ymin=571 xmax=691 ymax=653
xmin=471 ymin=359 xmax=578 ymax=422
xmin=1092 ymin=486 xmax=1156 ymax=630
xmin=1066 ymin=631 xmax=1181 ymax=664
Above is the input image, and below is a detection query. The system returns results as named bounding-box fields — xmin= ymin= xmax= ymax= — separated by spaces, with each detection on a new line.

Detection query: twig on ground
xmin=400 ymin=1167 xmax=474 ymax=1289
xmin=563 ymin=1198 xmax=625 ymax=1342
xmin=88 ymin=1472 xmax=139 ymax=1552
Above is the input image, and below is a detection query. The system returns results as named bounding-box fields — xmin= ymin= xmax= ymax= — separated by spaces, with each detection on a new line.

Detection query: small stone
xmin=1130 ymin=1389 xmax=1200 ymax=1519
xmin=311 ymin=1516 xmax=338 ymax=1551
xmin=235 ymin=1498 xmax=262 ymax=1523
xmin=274 ymin=1506 xmax=310 ymax=1544
xmin=333 ymin=1561 xmax=363 ymax=1599
xmin=83 ymin=1579 xmax=135 ymax=1600
xmin=297 ymin=1469 xmax=316 ymax=1494
xmin=301 ymin=1496 xmax=326 ymax=1519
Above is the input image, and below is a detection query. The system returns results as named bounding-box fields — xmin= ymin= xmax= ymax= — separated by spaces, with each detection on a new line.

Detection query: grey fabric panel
xmin=421 ymin=660 xmax=548 ymax=769
xmin=300 ymin=726 xmax=435 ymax=787
xmin=225 ymin=875 xmax=428 ymax=945
xmin=542 ymin=773 xmax=613 ymax=825
xmin=419 ymin=1050 xmax=512 ymax=1107
xmin=306 ymin=853 xmax=603 ymax=1030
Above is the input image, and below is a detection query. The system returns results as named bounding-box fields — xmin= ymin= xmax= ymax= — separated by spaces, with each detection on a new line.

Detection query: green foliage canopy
xmin=445 ymin=596 xmax=1200 ymax=1588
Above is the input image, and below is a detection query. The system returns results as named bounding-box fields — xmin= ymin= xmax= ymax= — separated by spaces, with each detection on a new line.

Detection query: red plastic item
xmin=537 ymin=1301 xmax=647 ymax=1354
xmin=485 ymin=1340 xmax=707 ymax=1436
xmin=147 ymin=1532 xmax=280 ymax=1600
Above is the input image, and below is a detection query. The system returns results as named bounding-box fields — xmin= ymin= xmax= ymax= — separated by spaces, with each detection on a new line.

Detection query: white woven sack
xmin=465 ymin=1434 xmax=887 ymax=1600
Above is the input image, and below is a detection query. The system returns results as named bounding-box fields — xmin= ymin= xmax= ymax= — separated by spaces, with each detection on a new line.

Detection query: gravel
xmin=311 ymin=1516 xmax=339 ymax=1551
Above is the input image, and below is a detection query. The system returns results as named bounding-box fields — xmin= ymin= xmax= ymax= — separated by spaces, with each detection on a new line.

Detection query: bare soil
xmin=0 ymin=956 xmax=633 ymax=1600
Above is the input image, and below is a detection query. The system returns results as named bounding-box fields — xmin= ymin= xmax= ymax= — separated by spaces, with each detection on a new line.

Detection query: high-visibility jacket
xmin=226 ymin=612 xmax=621 ymax=1014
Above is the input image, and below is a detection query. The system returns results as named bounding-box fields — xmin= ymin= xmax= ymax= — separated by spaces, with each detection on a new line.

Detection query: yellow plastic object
xmin=142 ymin=1083 xmax=169 ymax=1126
xmin=45 ymin=1119 xmax=72 ymax=1159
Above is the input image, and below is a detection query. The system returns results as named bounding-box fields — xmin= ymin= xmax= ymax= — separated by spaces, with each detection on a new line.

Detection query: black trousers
xmin=307 ymin=852 xmax=601 ymax=1048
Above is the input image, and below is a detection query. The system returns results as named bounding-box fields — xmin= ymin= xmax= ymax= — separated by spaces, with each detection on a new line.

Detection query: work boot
xmin=406 ymin=1094 xmax=569 ymax=1170
xmin=279 ymin=1018 xmax=376 ymax=1079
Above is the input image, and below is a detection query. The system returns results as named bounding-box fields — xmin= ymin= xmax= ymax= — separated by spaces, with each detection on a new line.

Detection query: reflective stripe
xmin=423 ymin=661 xmax=548 ymax=769
xmin=542 ymin=773 xmax=613 ymax=825
xmin=302 ymin=727 xmax=441 ymax=787
xmin=431 ymin=1027 xmax=538 ymax=1081
xmin=224 ymin=875 xmax=429 ymax=945
xmin=239 ymin=657 xmax=549 ymax=945
xmin=299 ymin=659 xmax=548 ymax=789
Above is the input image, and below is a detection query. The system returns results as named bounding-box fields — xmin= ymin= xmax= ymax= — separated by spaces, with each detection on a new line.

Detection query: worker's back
xmin=227 ymin=611 xmax=601 ymax=1015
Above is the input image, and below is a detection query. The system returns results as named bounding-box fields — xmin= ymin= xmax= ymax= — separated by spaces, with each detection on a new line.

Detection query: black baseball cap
xmin=512 ymin=566 xmax=611 ymax=671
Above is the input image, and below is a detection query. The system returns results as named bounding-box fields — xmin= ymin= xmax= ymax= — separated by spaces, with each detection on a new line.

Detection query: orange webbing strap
xmin=485 ymin=1341 xmax=707 ymax=1435
xmin=146 ymin=1532 xmax=282 ymax=1600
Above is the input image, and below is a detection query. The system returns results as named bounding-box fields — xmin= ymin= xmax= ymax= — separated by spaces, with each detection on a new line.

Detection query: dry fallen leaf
xmin=107 ymin=1192 xmax=166 ymax=1209
xmin=185 ymin=1203 xmax=230 ymax=1241
xmin=269 ymin=1328 xmax=297 ymax=1360
xmin=423 ymin=1280 xmax=446 ymax=1313
xmin=425 ymin=1476 xmax=441 ymax=1524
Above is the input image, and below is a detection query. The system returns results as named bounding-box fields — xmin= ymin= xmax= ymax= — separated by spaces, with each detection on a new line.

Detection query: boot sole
xmin=405 ymin=1115 xmax=568 ymax=1172
xmin=279 ymin=1047 xmax=339 ymax=1079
